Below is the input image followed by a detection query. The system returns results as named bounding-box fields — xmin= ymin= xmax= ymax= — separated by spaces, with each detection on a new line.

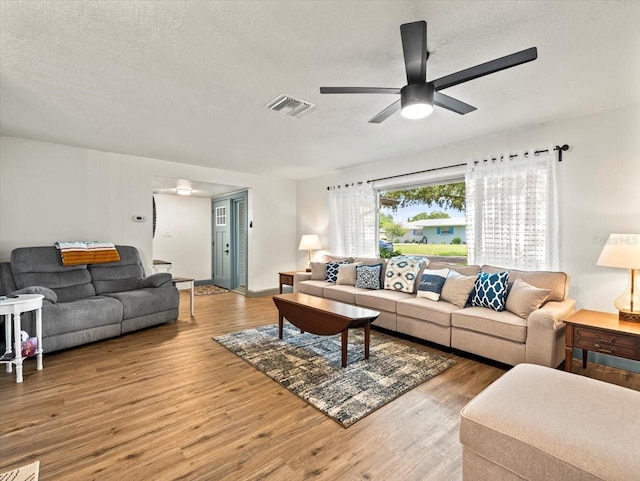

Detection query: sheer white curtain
xmin=465 ymin=149 xmax=559 ymax=270
xmin=329 ymin=183 xmax=377 ymax=257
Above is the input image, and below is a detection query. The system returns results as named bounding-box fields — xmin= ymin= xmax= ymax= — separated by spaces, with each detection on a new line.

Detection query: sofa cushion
xmin=452 ymin=306 xmax=527 ymax=343
xmin=10 ymin=246 xmax=96 ymax=302
xmin=428 ymin=262 xmax=480 ymax=277
xmin=355 ymin=264 xmax=383 ymax=290
xmin=471 ymin=271 xmax=509 ymax=312
xmin=89 ymin=246 xmax=144 ymax=294
xmin=105 ymin=286 xmax=179 ymax=320
xmin=441 ymin=271 xmax=477 ymax=308
xmin=505 ymin=278 xmax=551 ymax=319
xmin=0 ymin=262 xmax=17 ymax=295
xmin=481 ymin=265 xmax=569 ymax=302
xmin=416 ymin=268 xmax=450 ymax=301
xmin=396 ymin=297 xmax=458 ymax=328
xmin=355 ymin=289 xmax=413 ymax=312
xmin=297 ymin=280 xmax=331 ymax=297
xmin=42 ymin=296 xmax=123 ymax=337
xmin=324 ymin=285 xmax=366 ymax=304
xmin=384 ymin=256 xmax=424 ymax=293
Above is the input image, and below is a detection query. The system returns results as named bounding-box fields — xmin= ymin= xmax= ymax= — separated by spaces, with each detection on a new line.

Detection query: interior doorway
xmin=212 ymin=191 xmax=248 ymax=292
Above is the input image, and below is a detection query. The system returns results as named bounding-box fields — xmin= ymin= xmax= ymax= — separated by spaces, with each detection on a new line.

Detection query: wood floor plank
xmin=1 ymin=291 xmax=636 ymax=480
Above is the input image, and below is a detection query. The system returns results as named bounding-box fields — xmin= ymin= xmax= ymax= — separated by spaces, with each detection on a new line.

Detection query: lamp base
xmin=619 ymin=311 xmax=640 ymax=323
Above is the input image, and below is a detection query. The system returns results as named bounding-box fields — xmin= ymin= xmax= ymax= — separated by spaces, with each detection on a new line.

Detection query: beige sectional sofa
xmin=293 ymin=256 xmax=576 ymax=368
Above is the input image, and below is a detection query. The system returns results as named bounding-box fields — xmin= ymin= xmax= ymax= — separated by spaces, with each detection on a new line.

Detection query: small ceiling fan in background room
xmin=320 ymin=20 xmax=537 ymax=123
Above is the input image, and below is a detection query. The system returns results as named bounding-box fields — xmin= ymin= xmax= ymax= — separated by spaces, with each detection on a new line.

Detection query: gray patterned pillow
xmin=355 ymin=264 xmax=383 ymax=289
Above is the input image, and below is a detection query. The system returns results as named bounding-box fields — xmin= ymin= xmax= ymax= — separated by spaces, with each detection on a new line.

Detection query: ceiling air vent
xmin=265 ymin=94 xmax=315 ymax=117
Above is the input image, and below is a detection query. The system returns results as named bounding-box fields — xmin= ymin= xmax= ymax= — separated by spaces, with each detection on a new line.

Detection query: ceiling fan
xmin=320 ymin=21 xmax=537 ymax=123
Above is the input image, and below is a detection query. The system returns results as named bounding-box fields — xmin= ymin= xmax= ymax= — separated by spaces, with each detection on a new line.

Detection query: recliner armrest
xmin=139 ymin=273 xmax=172 ymax=288
xmin=11 ymin=286 xmax=58 ymax=303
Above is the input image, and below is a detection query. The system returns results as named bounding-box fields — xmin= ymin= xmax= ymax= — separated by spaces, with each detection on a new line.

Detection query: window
xmin=376 ymin=179 xmax=467 ymax=260
xmin=215 ymin=206 xmax=227 ymax=226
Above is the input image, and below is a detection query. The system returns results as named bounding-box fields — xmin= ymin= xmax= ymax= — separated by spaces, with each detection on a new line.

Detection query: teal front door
xmin=212 ymin=199 xmax=231 ymax=290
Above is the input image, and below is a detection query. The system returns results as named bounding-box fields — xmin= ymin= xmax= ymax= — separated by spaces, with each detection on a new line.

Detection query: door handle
xmin=225 ymin=250 xmax=229 ymax=254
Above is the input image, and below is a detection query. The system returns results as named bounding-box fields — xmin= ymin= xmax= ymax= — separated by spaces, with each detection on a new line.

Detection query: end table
xmin=564 ymin=309 xmax=640 ymax=372
xmin=0 ymin=294 xmax=44 ymax=383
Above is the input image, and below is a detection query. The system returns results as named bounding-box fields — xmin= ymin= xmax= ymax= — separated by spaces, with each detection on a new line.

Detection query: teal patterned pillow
xmin=384 ymin=256 xmax=425 ymax=293
xmin=472 ymin=271 xmax=509 ymax=311
xmin=325 ymin=261 xmax=348 ymax=283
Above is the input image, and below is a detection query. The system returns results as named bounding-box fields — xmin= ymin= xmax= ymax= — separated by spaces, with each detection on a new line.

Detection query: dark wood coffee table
xmin=272 ymin=293 xmax=380 ymax=368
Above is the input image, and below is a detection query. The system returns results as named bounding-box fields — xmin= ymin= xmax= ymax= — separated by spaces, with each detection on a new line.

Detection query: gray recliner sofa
xmin=0 ymin=245 xmax=179 ymax=353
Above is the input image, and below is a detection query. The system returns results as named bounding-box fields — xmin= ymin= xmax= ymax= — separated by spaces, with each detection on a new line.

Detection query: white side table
xmin=172 ymin=277 xmax=195 ymax=317
xmin=0 ymin=294 xmax=44 ymax=383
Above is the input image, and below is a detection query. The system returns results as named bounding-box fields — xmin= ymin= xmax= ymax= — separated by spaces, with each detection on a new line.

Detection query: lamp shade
xmin=596 ymin=234 xmax=640 ymax=269
xmin=298 ymin=234 xmax=321 ymax=251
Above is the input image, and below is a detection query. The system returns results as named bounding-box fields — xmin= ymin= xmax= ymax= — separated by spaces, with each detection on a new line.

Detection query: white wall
xmin=0 ymin=136 xmax=298 ymax=292
xmin=152 ymin=194 xmax=212 ymax=281
xmin=297 ymin=103 xmax=640 ymax=320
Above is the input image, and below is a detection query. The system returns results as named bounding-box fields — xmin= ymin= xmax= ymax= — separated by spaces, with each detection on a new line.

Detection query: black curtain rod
xmin=326 ymin=181 xmax=365 ymax=191
xmin=361 ymin=144 xmax=570 ymax=187
xmin=473 ymin=144 xmax=570 ymax=165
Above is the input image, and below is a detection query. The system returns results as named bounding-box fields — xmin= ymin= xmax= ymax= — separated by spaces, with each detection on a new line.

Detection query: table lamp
xmin=299 ymin=235 xmax=322 ymax=272
xmin=596 ymin=233 xmax=640 ymax=322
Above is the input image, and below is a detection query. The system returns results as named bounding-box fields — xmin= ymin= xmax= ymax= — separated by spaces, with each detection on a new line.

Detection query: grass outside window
xmin=393 ymin=243 xmax=468 ymax=257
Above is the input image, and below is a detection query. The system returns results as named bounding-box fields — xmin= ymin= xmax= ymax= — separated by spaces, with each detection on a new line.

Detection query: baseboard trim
xmin=245 ymin=288 xmax=280 ymax=298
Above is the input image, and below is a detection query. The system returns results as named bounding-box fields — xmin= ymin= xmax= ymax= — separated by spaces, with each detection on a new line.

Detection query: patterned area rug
xmin=0 ymin=460 xmax=39 ymax=481
xmin=213 ymin=324 xmax=455 ymax=427
xmin=194 ymin=285 xmax=228 ymax=296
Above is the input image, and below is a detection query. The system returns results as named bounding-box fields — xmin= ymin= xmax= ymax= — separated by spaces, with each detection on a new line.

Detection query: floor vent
xmin=266 ymin=94 xmax=315 ymax=117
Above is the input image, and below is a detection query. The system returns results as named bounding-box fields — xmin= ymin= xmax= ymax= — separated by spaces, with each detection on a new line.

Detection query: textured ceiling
xmin=1 ymin=1 xmax=639 ymax=180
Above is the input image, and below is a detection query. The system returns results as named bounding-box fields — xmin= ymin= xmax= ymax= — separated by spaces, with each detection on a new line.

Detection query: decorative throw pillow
xmin=336 ymin=262 xmax=362 ymax=286
xmin=416 ymin=268 xmax=450 ymax=301
xmin=355 ymin=264 xmax=383 ymax=290
xmin=505 ymin=278 xmax=551 ymax=319
xmin=325 ymin=261 xmax=348 ymax=283
xmin=310 ymin=262 xmax=327 ymax=280
xmin=472 ymin=271 xmax=510 ymax=311
xmin=440 ymin=271 xmax=477 ymax=308
xmin=384 ymin=256 xmax=425 ymax=293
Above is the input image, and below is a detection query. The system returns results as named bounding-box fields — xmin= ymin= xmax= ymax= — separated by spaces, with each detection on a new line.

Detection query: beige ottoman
xmin=459 ymin=364 xmax=640 ymax=481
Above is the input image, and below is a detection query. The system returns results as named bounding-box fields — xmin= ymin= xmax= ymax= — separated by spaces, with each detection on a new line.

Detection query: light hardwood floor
xmin=0 ymin=291 xmax=636 ymax=480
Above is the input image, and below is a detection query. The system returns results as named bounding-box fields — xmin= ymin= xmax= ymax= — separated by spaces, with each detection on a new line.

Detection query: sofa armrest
xmin=11 ymin=286 xmax=57 ymax=303
xmin=293 ymin=272 xmax=312 ymax=293
xmin=525 ymin=298 xmax=576 ymax=367
xmin=139 ymin=273 xmax=172 ymax=288
xmin=528 ymin=299 xmax=577 ymax=330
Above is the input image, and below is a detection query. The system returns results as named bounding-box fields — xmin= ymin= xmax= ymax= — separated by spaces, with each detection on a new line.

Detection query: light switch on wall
xmin=162 ymin=232 xmax=172 ymax=237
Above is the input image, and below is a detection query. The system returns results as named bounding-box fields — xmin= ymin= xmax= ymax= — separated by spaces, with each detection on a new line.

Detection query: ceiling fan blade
xmin=432 ymin=47 xmax=538 ymax=91
xmin=320 ymin=87 xmax=401 ymax=94
xmin=400 ymin=21 xmax=427 ymax=84
xmin=433 ymin=91 xmax=476 ymax=115
xmin=368 ymin=99 xmax=401 ymax=123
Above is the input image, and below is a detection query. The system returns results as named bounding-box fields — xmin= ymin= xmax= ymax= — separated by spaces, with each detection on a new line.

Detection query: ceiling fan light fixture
xmin=400 ymin=83 xmax=434 ymax=120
